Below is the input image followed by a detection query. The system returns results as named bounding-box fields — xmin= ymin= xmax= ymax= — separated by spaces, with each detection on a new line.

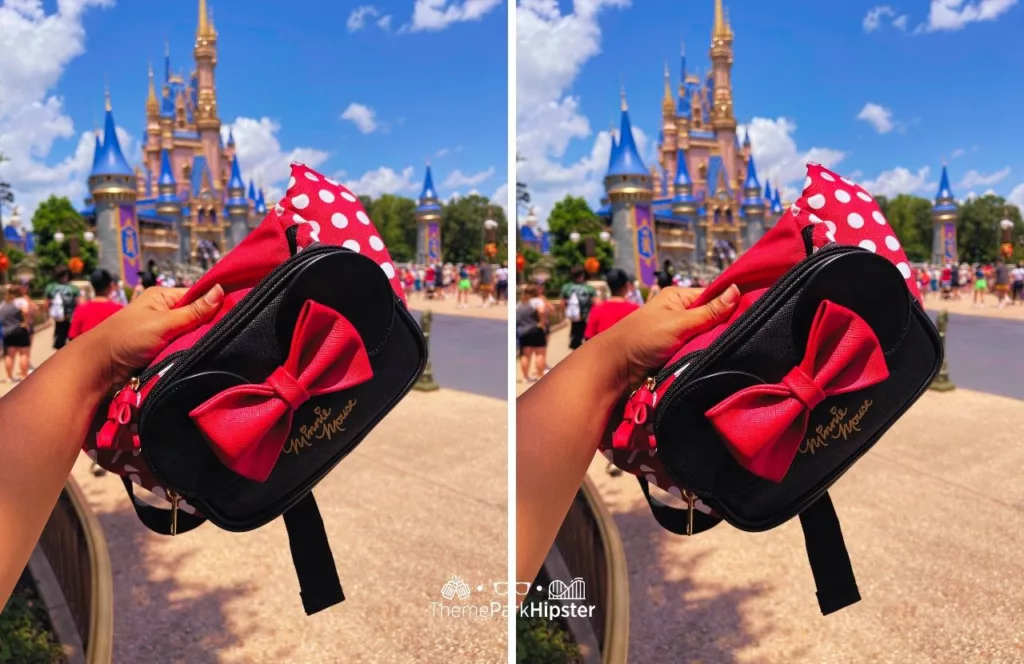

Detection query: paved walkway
xmin=408 ymin=292 xmax=507 ymax=321
xmin=929 ymin=311 xmax=1024 ymax=400
xmin=521 ymin=327 xmax=1024 ymax=663
xmin=422 ymin=314 xmax=507 ymax=400
xmin=10 ymin=324 xmax=507 ymax=663
xmin=924 ymin=294 xmax=1024 ymax=321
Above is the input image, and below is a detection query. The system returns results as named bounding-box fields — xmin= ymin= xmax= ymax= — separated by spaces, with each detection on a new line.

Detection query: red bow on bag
xmin=190 ymin=299 xmax=374 ymax=482
xmin=705 ymin=300 xmax=889 ymax=483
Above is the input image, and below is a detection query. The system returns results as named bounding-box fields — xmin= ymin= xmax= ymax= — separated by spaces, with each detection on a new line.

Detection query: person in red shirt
xmin=585 ymin=268 xmax=641 ymax=341
xmin=69 ymin=269 xmax=124 ymax=341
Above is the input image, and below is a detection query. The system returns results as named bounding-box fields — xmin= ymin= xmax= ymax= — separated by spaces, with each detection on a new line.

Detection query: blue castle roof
xmin=764 ymin=180 xmax=772 ymax=202
xmin=771 ymin=187 xmax=783 ymax=214
xmin=706 ymin=156 xmax=732 ymax=196
xmin=226 ymin=156 xmax=247 ymax=206
xmin=607 ymin=96 xmax=647 ymax=177
xmin=744 ymin=156 xmax=760 ymax=190
xmin=247 ymin=180 xmax=256 ymax=201
xmin=255 ymin=188 xmax=267 ymax=214
xmin=90 ymin=133 xmax=102 ymax=172
xmin=935 ymin=165 xmax=954 ymax=201
xmin=673 ymin=150 xmax=696 ymax=204
xmin=417 ymin=165 xmax=442 ymax=213
xmin=227 ymin=129 xmax=235 ymax=147
xmin=157 ymin=149 xmax=176 ymax=187
xmin=91 ymin=102 xmax=133 ymax=177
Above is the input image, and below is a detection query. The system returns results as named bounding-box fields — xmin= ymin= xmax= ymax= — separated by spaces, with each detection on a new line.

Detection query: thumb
xmin=165 ymin=284 xmax=225 ymax=333
xmin=679 ymin=284 xmax=740 ymax=332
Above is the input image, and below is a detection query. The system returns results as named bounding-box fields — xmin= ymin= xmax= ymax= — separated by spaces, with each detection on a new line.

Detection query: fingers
xmin=164 ymin=285 xmax=225 ymax=332
xmin=142 ymin=287 xmax=190 ymax=310
xmin=654 ymin=287 xmax=705 ymax=310
xmin=678 ymin=284 xmax=740 ymax=333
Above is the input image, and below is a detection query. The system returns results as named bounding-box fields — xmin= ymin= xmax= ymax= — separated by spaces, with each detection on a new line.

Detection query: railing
xmin=549 ymin=476 xmax=629 ymax=663
xmin=36 ymin=477 xmax=114 ymax=663
xmin=140 ymin=228 xmax=180 ymax=251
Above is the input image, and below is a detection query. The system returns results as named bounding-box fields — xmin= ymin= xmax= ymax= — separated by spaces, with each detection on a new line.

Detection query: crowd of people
xmin=916 ymin=259 xmax=1024 ymax=309
xmin=397 ymin=261 xmax=510 ymax=309
xmin=516 ymin=262 xmax=710 ymax=383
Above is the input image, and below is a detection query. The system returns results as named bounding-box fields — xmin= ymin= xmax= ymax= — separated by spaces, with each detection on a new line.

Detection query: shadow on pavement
xmin=612 ymin=506 xmax=786 ymax=663
xmin=94 ymin=503 xmax=282 ymax=663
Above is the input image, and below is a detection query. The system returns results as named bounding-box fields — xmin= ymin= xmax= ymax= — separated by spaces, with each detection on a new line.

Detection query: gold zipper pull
xmin=167 ymin=489 xmax=180 ymax=536
xmin=682 ymin=490 xmax=696 ymax=536
xmin=128 ymin=376 xmax=141 ymax=392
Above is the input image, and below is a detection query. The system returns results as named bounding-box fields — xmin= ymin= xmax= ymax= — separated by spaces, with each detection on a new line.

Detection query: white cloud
xmin=0 ymin=0 xmax=117 ymax=219
xmin=859 ymin=166 xmax=933 ymax=198
xmin=404 ymin=0 xmax=503 ymax=32
xmin=856 ymin=103 xmax=896 ymax=134
xmin=863 ymin=5 xmax=909 ymax=31
xmin=442 ymin=167 xmax=495 ymax=188
xmin=958 ymin=167 xmax=1010 ymax=188
xmin=491 ymin=182 xmax=509 ymax=211
xmin=1008 ymin=183 xmax=1024 ymax=209
xmin=342 ymin=166 xmax=419 ymax=199
xmin=340 ymin=103 xmax=379 ymax=134
xmin=951 ymin=147 xmax=966 ymax=159
xmin=922 ymin=0 xmax=1017 ymax=31
xmin=516 ymin=0 xmax=632 ymax=220
xmin=221 ymin=117 xmax=329 ymax=201
xmin=347 ymin=5 xmax=393 ymax=32
xmin=737 ymin=117 xmax=845 ymax=201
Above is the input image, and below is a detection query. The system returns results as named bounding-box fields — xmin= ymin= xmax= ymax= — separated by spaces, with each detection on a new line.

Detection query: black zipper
xmin=138 ymin=243 xmax=340 ymax=500
xmin=652 ymin=243 xmax=857 ymax=399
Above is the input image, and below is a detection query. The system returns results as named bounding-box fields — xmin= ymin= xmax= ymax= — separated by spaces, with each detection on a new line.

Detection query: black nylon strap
xmin=798 ymin=492 xmax=861 ymax=615
xmin=282 ymin=493 xmax=345 ymax=615
xmin=637 ymin=477 xmax=723 ymax=536
xmin=121 ymin=477 xmax=206 ymax=536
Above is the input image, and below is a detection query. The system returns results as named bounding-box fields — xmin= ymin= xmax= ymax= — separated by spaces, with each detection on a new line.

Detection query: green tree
xmin=876 ymin=194 xmax=933 ymax=262
xmin=545 ymin=195 xmax=612 ymax=289
xmin=3 ymin=245 xmax=25 ymax=282
xmin=362 ymin=194 xmax=417 ymax=262
xmin=30 ymin=195 xmax=98 ymax=282
xmin=957 ymin=195 xmax=1023 ymax=264
xmin=440 ymin=194 xmax=508 ymax=264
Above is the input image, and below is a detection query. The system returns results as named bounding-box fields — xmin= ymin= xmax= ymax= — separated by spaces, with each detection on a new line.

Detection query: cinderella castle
xmin=79 ymin=0 xmax=266 ymax=286
xmin=597 ymin=0 xmax=786 ymax=284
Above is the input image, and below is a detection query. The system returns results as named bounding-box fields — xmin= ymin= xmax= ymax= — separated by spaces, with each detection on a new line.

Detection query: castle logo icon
xmin=547 ymin=577 xmax=586 ymax=601
xmin=440 ymin=575 xmax=472 ymax=601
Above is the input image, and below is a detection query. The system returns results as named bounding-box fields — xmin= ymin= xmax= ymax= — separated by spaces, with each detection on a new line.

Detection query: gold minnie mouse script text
xmin=799 ymin=400 xmax=873 ymax=456
xmin=284 ymin=401 xmax=358 ymax=455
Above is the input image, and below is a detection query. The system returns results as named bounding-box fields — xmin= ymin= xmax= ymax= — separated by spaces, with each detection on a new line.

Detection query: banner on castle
xmin=942 ymin=222 xmax=957 ymax=262
xmin=427 ymin=222 xmax=441 ymax=263
xmin=118 ymin=205 xmax=141 ymax=287
xmin=633 ymin=206 xmax=657 ymax=287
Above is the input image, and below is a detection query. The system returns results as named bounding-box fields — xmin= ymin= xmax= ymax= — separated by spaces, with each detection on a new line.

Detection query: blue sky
xmin=516 ymin=0 xmax=1024 ymax=221
xmin=0 ymin=0 xmax=507 ymax=221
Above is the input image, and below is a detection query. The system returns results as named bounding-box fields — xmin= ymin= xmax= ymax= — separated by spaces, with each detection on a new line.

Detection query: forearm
xmin=0 ymin=333 xmax=111 ymax=602
xmin=515 ymin=332 xmax=627 ymax=585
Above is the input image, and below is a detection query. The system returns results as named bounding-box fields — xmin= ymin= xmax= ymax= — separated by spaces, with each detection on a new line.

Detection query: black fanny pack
xmin=648 ymin=244 xmax=942 ymax=614
xmin=125 ymin=242 xmax=426 ymax=614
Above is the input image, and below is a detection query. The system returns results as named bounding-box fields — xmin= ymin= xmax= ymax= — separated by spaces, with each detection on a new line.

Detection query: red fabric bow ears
xmin=190 ymin=300 xmax=373 ymax=482
xmin=705 ymin=300 xmax=888 ymax=483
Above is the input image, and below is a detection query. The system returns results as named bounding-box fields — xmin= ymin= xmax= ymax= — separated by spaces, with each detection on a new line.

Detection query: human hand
xmin=85 ymin=285 xmax=225 ymax=390
xmin=596 ymin=284 xmax=741 ymax=389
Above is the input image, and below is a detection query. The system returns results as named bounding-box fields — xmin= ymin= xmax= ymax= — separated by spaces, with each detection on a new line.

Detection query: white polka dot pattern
xmin=791 ymin=163 xmax=922 ymax=302
xmin=275 ymin=163 xmax=406 ymax=304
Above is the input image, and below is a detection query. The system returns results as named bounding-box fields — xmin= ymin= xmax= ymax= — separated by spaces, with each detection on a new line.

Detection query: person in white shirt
xmin=1011 ymin=263 xmax=1024 ymax=305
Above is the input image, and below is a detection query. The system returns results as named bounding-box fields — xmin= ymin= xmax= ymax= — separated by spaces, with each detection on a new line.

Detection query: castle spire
xmin=146 ymin=61 xmax=159 ymax=116
xmin=743 ymin=155 xmax=760 ymax=192
xmin=419 ymin=163 xmax=438 ymax=202
xmin=620 ymin=85 xmax=628 ymax=112
xmin=91 ymin=93 xmax=133 ymax=177
xmin=197 ymin=0 xmax=213 ymax=38
xmin=104 ymin=86 xmax=112 ymax=112
xmin=607 ymin=89 xmax=647 ymax=178
xmin=662 ymin=62 xmax=675 ymax=116
xmin=713 ymin=0 xmax=728 ymax=39
xmin=936 ymin=164 xmax=954 ymax=201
